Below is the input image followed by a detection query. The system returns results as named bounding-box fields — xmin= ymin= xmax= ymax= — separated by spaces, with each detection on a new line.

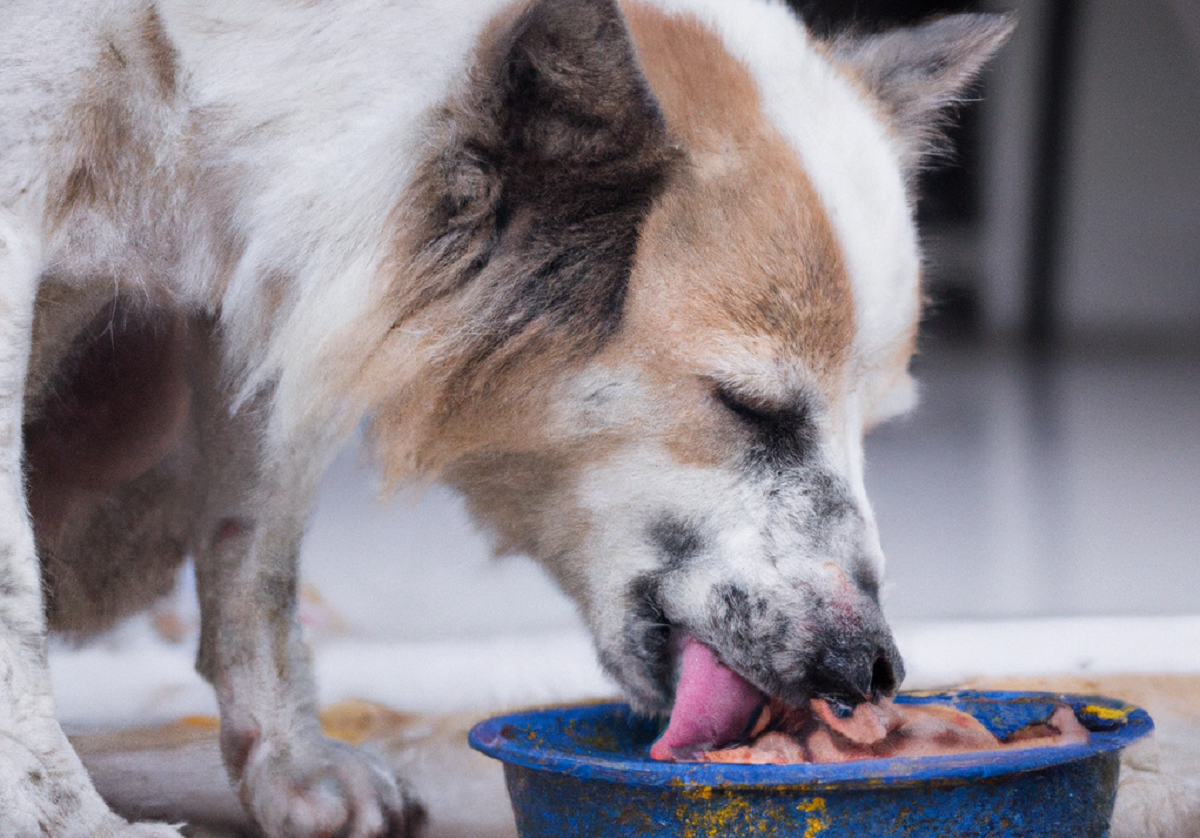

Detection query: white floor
xmin=50 ymin=337 xmax=1200 ymax=728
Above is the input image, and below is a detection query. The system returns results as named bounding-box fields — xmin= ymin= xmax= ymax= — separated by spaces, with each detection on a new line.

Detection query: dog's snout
xmin=809 ymin=623 xmax=905 ymax=705
xmin=811 ymin=647 xmax=893 ymax=704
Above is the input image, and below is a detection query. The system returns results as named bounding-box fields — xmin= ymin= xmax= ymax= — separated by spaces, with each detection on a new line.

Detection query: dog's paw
xmin=239 ymin=733 xmax=426 ymax=838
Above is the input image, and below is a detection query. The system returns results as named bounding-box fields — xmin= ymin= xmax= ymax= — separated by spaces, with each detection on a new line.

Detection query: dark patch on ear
xmin=649 ymin=515 xmax=704 ymax=570
xmin=831 ymin=13 xmax=1014 ymax=166
xmin=398 ymin=0 xmax=679 ymax=404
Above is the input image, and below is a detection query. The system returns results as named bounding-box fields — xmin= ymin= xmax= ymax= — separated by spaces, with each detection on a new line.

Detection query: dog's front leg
xmin=0 ymin=212 xmax=183 ymax=836
xmin=191 ymin=412 xmax=424 ymax=838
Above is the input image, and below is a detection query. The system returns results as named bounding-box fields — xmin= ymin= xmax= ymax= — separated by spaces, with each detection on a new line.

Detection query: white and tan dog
xmin=0 ymin=1 xmax=1010 ymax=835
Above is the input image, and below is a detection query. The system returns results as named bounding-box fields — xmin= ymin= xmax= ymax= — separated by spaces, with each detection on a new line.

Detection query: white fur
xmin=153 ymin=0 xmax=515 ymax=440
xmin=631 ymin=0 xmax=922 ymax=579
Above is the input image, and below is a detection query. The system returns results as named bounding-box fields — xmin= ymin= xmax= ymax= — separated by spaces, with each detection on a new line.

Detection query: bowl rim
xmin=468 ymin=690 xmax=1153 ymax=790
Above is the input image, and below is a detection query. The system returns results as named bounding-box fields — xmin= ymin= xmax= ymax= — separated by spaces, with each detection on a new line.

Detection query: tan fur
xmin=623 ymin=1 xmax=855 ymax=375
xmin=606 ymin=2 xmax=856 ymax=466
xmin=48 ymin=22 xmax=177 ymax=243
xmin=357 ymin=0 xmax=658 ymax=485
xmin=139 ymin=7 xmax=178 ymax=98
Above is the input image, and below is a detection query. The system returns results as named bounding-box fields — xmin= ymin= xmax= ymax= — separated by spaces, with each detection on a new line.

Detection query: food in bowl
xmin=469 ymin=692 xmax=1152 ymax=838
xmin=677 ymin=695 xmax=1090 ymax=765
xmin=646 ymin=635 xmax=1090 ymax=766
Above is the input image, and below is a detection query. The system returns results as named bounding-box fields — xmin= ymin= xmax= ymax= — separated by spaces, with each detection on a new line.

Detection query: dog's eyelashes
xmin=716 ymin=387 xmax=775 ymax=424
xmin=715 ymin=387 xmax=801 ymax=429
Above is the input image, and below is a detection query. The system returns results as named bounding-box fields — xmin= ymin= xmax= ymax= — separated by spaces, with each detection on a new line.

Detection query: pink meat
xmin=695 ymin=697 xmax=1090 ymax=765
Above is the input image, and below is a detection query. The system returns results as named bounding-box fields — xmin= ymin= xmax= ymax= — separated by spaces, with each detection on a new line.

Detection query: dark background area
xmin=787 ymin=0 xmax=1200 ymax=352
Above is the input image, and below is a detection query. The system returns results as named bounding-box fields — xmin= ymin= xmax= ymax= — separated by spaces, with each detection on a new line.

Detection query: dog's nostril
xmin=870 ymin=651 xmax=898 ymax=697
xmin=810 ymin=634 xmax=904 ymax=705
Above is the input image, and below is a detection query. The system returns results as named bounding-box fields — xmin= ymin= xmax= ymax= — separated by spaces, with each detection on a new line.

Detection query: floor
xmin=866 ymin=336 xmax=1200 ymax=621
xmin=73 ymin=675 xmax=1200 ymax=838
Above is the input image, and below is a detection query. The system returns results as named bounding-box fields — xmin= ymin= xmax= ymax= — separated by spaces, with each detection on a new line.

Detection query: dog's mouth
xmin=648 ymin=634 xmax=766 ymax=760
xmin=647 ymin=629 xmax=903 ymax=761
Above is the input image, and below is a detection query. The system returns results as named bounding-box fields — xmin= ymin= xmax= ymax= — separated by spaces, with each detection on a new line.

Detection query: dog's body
xmin=0 ymin=1 xmax=1009 ymax=834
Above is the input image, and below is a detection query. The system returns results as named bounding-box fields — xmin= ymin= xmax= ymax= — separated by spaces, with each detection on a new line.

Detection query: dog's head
xmin=366 ymin=0 xmax=1011 ymax=728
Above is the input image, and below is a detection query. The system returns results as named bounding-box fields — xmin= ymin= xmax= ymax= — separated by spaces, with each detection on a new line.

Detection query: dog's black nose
xmin=810 ymin=637 xmax=905 ymax=705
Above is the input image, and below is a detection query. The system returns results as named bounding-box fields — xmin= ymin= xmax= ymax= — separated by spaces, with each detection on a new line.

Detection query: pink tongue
xmin=649 ymin=636 xmax=765 ymax=761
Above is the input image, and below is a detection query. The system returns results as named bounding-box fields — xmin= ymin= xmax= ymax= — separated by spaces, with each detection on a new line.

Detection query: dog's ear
xmin=495 ymin=0 xmax=667 ymax=174
xmin=376 ymin=0 xmax=677 ymax=476
xmin=412 ymin=0 xmax=677 ymax=371
xmin=831 ymin=13 xmax=1015 ymax=166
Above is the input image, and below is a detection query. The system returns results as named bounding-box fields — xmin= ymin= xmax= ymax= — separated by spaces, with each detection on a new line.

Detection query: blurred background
xmin=795 ymin=0 xmax=1200 ymax=620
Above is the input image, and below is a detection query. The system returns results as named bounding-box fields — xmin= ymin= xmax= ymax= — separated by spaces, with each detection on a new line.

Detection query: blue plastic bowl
xmin=469 ymin=691 xmax=1152 ymax=838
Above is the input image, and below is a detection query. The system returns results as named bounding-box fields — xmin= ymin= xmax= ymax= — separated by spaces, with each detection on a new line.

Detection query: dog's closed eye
xmin=714 ymin=386 xmax=807 ymax=431
xmin=713 ymin=385 xmax=816 ymax=468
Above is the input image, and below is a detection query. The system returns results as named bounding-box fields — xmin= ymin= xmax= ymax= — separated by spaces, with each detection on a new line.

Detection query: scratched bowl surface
xmin=469 ymin=691 xmax=1152 ymax=838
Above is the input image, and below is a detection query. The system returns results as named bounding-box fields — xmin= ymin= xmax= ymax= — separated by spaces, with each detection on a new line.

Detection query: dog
xmin=0 ymin=0 xmax=1011 ymax=834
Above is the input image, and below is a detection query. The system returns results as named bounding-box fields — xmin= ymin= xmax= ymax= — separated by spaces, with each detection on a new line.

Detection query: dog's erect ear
xmin=831 ymin=13 xmax=1015 ymax=164
xmin=403 ymin=0 xmax=681 ymax=348
xmin=496 ymin=0 xmax=666 ymax=170
xmin=412 ymin=0 xmax=676 ymax=373
xmin=425 ymin=0 xmax=675 ymax=365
